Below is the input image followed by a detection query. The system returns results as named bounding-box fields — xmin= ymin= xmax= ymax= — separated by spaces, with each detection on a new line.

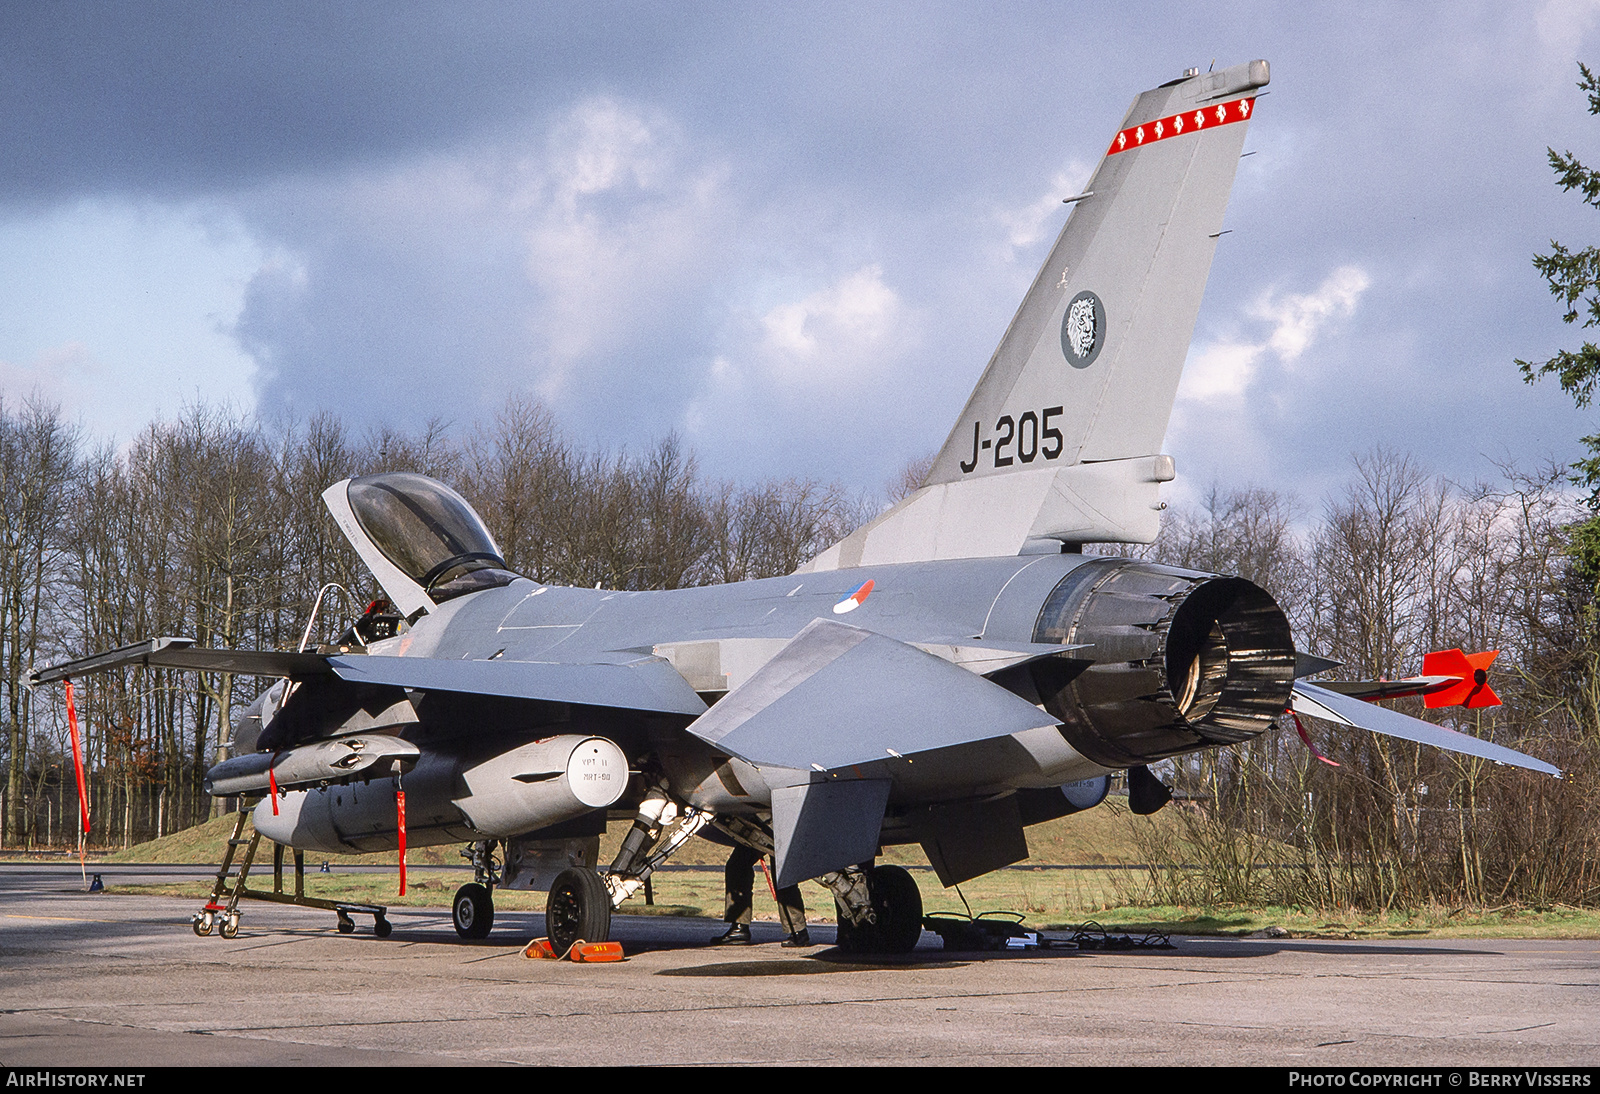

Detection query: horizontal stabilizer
xmin=1315 ymin=676 xmax=1459 ymax=703
xmin=1291 ymin=682 xmax=1558 ymax=777
xmin=1293 ymin=652 xmax=1342 ymax=679
xmin=326 ymin=654 xmax=708 ymax=716
xmin=686 ymin=618 xmax=1061 ymax=771
xmin=1306 ymin=649 xmax=1501 ymax=709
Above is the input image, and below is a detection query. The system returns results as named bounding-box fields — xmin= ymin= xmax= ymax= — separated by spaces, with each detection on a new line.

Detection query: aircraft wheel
xmin=834 ymin=866 xmax=923 ymax=954
xmin=546 ymin=868 xmax=611 ymax=955
xmin=833 ymin=898 xmax=871 ymax=953
xmin=219 ymin=912 xmax=240 ymax=939
xmin=192 ymin=912 xmax=214 ymax=937
xmin=452 ymin=883 xmax=494 ymax=940
xmin=868 ymin=865 xmax=923 ymax=953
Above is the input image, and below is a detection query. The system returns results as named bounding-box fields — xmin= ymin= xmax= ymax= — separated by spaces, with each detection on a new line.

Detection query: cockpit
xmin=340 ymin=473 xmax=520 ymax=607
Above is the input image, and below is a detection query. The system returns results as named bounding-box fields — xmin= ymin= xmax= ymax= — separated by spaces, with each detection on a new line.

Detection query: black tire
xmin=192 ymin=913 xmax=213 ymax=937
xmin=869 ymin=864 xmax=923 ymax=954
xmin=336 ymin=914 xmax=355 ymax=934
xmin=220 ymin=913 xmax=240 ymax=939
xmin=834 ymin=866 xmax=923 ymax=954
xmin=833 ymin=896 xmax=870 ymax=952
xmin=374 ymin=915 xmax=393 ymax=939
xmin=546 ymin=868 xmax=611 ymax=954
xmin=452 ymin=883 xmax=494 ymax=940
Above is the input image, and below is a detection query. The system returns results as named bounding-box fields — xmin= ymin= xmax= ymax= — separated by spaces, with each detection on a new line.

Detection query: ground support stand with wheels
xmin=192 ymin=806 xmax=391 ymax=938
xmin=192 ymin=810 xmax=258 ymax=939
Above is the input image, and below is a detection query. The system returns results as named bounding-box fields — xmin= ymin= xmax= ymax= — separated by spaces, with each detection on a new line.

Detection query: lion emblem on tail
xmin=1060 ymin=290 xmax=1104 ymax=368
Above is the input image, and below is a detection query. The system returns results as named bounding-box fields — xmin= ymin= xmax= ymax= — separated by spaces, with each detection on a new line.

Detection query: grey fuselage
xmin=249 ymin=549 xmax=1129 ymax=856
xmin=393 ymin=550 xmax=1108 ymax=810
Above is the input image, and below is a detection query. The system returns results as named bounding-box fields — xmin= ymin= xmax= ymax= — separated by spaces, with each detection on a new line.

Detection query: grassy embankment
xmin=17 ymin=802 xmax=1600 ymax=938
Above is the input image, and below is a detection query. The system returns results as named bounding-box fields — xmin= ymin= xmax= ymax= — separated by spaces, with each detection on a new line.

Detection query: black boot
xmin=780 ymin=928 xmax=812 ymax=948
xmin=712 ymin=923 xmax=752 ymax=945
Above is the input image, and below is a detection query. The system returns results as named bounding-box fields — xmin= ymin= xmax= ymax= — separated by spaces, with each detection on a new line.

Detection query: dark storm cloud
xmin=0 ymin=2 xmax=683 ymax=200
xmin=0 ymin=2 xmax=1238 ymax=205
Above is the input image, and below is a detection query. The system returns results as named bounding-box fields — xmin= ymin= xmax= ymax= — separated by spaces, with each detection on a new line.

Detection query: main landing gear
xmin=598 ymin=788 xmax=928 ymax=955
xmin=545 ymin=868 xmax=612 ymax=954
xmin=827 ymin=863 xmax=924 ymax=954
xmin=535 ymin=785 xmax=713 ymax=953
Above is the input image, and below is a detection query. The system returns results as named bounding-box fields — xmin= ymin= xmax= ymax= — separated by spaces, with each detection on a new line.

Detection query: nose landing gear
xmin=452 ymin=882 xmax=494 ymax=939
xmin=451 ymin=840 xmax=501 ymax=940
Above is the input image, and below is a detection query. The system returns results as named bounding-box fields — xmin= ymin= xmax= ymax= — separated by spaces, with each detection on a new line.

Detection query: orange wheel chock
xmin=523 ymin=937 xmax=624 ymax=962
xmin=569 ymin=941 xmax=624 ymax=962
xmin=523 ymin=937 xmax=558 ymax=959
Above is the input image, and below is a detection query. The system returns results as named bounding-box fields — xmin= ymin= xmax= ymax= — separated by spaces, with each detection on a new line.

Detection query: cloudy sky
xmin=3 ymin=1 xmax=1600 ymax=509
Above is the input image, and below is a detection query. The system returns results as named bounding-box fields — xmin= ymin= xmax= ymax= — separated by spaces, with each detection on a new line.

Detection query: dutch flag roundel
xmin=832 ymin=579 xmax=874 ymax=614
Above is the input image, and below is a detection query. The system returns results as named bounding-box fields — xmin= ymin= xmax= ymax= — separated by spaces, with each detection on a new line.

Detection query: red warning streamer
xmin=1290 ymin=709 xmax=1340 ymax=768
xmin=396 ymin=788 xmax=408 ymax=897
xmin=267 ymin=757 xmax=280 ymax=815
xmin=63 ymin=680 xmax=91 ymax=835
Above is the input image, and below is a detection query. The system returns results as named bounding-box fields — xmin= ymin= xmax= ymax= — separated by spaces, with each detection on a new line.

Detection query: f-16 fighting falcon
xmin=30 ymin=59 xmax=1559 ymax=955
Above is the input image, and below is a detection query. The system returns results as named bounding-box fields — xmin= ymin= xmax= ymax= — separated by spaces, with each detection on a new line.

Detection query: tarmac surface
xmin=3 ymin=863 xmax=1598 ymax=1066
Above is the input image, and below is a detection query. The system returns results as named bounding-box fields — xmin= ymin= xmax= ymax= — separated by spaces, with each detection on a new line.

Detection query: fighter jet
xmin=29 ymin=59 xmax=1559 ymax=954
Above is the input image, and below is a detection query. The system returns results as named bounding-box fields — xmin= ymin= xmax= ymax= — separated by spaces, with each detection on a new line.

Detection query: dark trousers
xmin=724 ymin=845 xmax=806 ymax=934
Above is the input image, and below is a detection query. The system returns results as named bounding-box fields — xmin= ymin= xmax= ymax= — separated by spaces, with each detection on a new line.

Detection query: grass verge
xmin=30 ymin=803 xmax=1600 ymax=939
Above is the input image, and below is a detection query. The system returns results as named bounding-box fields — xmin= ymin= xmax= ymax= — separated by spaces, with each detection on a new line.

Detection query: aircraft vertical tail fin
xmin=803 ymin=60 xmax=1268 ymax=572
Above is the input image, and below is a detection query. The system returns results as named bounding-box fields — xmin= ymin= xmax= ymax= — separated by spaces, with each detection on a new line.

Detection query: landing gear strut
xmin=601 ymin=785 xmax=711 ymax=908
xmin=533 ymin=784 xmax=711 ymax=953
xmin=829 ymin=864 xmax=923 ymax=954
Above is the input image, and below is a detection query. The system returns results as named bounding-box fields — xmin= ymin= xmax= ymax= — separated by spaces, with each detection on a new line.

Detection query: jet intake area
xmin=1031 ymin=558 xmax=1295 ymax=767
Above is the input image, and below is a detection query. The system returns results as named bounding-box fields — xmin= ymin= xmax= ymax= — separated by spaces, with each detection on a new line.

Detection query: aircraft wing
xmin=30 ymin=638 xmax=707 ymax=717
xmin=686 ymin=618 xmax=1061 ymax=771
xmin=27 ymin=637 xmax=334 ymax=686
xmin=325 ymin=653 xmax=708 ymax=716
xmin=1291 ymin=681 xmax=1559 ymax=777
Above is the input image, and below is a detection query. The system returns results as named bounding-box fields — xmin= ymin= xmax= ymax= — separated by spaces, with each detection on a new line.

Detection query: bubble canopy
xmin=344 ymin=473 xmax=519 ymax=605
